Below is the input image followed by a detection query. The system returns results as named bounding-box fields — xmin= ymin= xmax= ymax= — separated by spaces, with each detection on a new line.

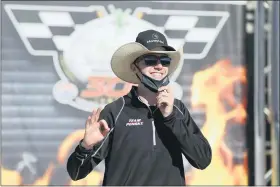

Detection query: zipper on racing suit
xmin=138 ymin=97 xmax=158 ymax=147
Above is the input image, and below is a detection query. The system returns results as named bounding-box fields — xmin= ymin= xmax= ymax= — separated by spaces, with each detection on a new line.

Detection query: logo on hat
xmin=152 ymin=33 xmax=159 ymax=39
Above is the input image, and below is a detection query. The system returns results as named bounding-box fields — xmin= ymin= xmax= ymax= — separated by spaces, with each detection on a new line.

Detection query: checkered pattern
xmin=140 ymin=10 xmax=229 ymax=59
xmin=5 ymin=6 xmax=101 ymax=52
xmin=5 ymin=4 xmax=229 ymax=59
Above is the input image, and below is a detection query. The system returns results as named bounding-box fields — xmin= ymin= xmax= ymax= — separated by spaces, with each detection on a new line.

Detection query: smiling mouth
xmin=151 ymin=72 xmax=162 ymax=77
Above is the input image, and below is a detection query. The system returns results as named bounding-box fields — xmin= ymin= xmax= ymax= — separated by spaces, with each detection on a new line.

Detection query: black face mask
xmin=140 ymin=73 xmax=170 ymax=92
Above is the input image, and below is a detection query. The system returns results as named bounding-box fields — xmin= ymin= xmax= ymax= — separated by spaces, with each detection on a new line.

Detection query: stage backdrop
xmin=1 ymin=1 xmax=248 ymax=185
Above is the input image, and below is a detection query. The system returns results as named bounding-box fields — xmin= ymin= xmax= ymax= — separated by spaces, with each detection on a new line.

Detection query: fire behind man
xmin=66 ymin=29 xmax=212 ymax=186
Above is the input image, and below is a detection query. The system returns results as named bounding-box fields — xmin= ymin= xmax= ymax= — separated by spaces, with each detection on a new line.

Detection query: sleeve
xmin=66 ymin=105 xmax=114 ymax=181
xmin=163 ymin=100 xmax=212 ymax=170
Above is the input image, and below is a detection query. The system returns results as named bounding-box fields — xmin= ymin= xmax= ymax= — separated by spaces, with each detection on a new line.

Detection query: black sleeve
xmin=163 ymin=100 xmax=212 ymax=169
xmin=66 ymin=105 xmax=114 ymax=181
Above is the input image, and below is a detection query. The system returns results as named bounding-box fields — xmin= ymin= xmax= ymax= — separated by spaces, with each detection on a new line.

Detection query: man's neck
xmin=136 ymin=84 xmax=157 ymax=106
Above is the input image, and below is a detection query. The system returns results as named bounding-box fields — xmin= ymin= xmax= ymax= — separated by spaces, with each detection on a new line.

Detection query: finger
xmin=157 ymin=98 xmax=163 ymax=106
xmin=158 ymin=86 xmax=169 ymax=92
xmin=167 ymin=86 xmax=173 ymax=93
xmin=158 ymin=97 xmax=168 ymax=105
xmin=157 ymin=102 xmax=166 ymax=108
xmin=158 ymin=92 xmax=169 ymax=97
xmin=95 ymin=108 xmax=102 ymax=121
xmin=100 ymin=119 xmax=110 ymax=129
xmin=93 ymin=108 xmax=102 ymax=123
xmin=156 ymin=95 xmax=168 ymax=103
xmin=101 ymin=128 xmax=110 ymax=136
xmin=156 ymin=95 xmax=162 ymax=102
xmin=99 ymin=120 xmax=110 ymax=135
xmin=160 ymin=85 xmax=173 ymax=94
xmin=90 ymin=109 xmax=96 ymax=124
xmin=86 ymin=116 xmax=91 ymax=128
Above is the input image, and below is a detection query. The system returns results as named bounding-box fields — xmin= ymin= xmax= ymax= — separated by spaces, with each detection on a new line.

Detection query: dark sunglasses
xmin=137 ymin=54 xmax=171 ymax=67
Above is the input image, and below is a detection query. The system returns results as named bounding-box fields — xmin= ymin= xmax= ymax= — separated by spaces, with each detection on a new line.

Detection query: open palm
xmin=82 ymin=108 xmax=110 ymax=149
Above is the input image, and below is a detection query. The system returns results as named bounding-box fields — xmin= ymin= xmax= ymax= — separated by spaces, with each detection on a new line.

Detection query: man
xmin=67 ymin=29 xmax=212 ymax=186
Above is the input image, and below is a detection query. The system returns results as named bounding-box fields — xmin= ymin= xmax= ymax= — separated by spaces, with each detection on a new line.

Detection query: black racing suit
xmin=67 ymin=86 xmax=212 ymax=185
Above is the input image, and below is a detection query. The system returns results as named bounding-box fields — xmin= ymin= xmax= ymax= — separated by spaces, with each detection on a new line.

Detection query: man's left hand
xmin=156 ymin=86 xmax=174 ymax=117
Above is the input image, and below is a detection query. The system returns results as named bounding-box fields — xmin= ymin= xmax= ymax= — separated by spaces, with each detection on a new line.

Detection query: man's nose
xmin=154 ymin=61 xmax=163 ymax=69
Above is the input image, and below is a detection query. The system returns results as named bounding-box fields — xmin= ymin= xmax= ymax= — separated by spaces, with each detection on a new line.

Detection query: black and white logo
xmin=152 ymin=33 xmax=159 ymax=39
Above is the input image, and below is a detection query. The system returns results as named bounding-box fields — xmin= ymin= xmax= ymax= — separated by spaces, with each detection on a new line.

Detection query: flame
xmin=69 ymin=170 xmax=103 ymax=185
xmin=32 ymin=163 xmax=55 ymax=185
xmin=187 ymin=59 xmax=248 ymax=185
xmin=1 ymin=163 xmax=55 ymax=185
xmin=57 ymin=129 xmax=85 ymax=164
xmin=1 ymin=129 xmax=103 ymax=186
xmin=1 ymin=166 xmax=22 ymax=185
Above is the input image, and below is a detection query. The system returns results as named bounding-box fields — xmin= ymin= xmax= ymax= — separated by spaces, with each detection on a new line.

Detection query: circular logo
xmin=152 ymin=33 xmax=159 ymax=39
xmin=54 ymin=12 xmax=184 ymax=112
xmin=55 ymin=14 xmax=158 ymax=111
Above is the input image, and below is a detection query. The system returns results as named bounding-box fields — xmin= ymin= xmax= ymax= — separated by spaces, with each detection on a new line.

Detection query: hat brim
xmin=111 ymin=42 xmax=181 ymax=84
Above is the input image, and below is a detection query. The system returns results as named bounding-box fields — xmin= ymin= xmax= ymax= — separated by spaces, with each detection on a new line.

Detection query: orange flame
xmin=1 ymin=166 xmax=22 ymax=185
xmin=32 ymin=163 xmax=55 ymax=185
xmin=187 ymin=59 xmax=248 ymax=185
xmin=57 ymin=129 xmax=85 ymax=164
xmin=69 ymin=170 xmax=103 ymax=185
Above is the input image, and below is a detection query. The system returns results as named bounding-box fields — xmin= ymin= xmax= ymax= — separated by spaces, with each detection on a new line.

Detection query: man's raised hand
xmin=81 ymin=108 xmax=110 ymax=150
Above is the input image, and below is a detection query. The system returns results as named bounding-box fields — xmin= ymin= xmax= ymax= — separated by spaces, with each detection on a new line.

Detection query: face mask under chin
xmin=140 ymin=73 xmax=170 ymax=93
xmin=133 ymin=63 xmax=170 ymax=93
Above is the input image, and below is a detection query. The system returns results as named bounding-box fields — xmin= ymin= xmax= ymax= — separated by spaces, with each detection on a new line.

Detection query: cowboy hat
xmin=111 ymin=29 xmax=181 ymax=84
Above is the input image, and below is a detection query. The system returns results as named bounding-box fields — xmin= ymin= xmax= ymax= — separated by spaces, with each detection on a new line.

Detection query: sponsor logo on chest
xmin=126 ymin=119 xmax=143 ymax=126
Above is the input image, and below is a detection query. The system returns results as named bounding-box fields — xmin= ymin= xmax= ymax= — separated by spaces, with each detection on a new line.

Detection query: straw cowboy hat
xmin=110 ymin=29 xmax=181 ymax=84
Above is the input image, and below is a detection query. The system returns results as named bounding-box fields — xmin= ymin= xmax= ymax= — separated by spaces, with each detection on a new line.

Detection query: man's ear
xmin=130 ymin=63 xmax=137 ymax=72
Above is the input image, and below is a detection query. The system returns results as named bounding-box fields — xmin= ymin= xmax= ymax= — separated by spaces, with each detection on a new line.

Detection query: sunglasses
xmin=137 ymin=54 xmax=171 ymax=67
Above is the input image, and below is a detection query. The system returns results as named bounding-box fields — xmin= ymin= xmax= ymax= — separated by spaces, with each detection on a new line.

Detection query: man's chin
xmin=153 ymin=77 xmax=164 ymax=81
xmin=149 ymin=75 xmax=164 ymax=80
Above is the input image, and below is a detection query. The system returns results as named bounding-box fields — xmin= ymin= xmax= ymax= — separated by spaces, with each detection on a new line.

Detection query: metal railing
xmin=254 ymin=1 xmax=266 ymax=185
xmin=253 ymin=1 xmax=279 ymax=185
xmin=268 ymin=1 xmax=280 ymax=185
